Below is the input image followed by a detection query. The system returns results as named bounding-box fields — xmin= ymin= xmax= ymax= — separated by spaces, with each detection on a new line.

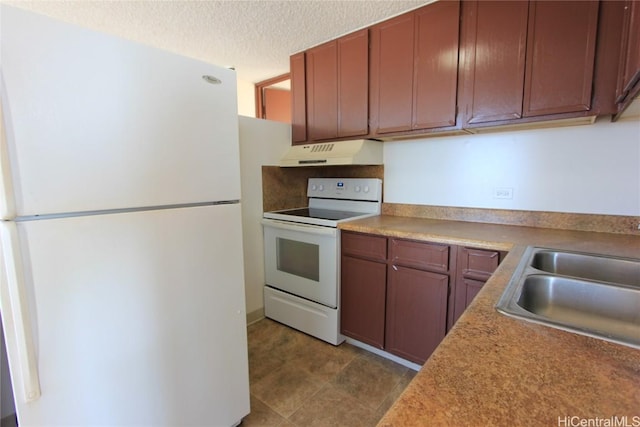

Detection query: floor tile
xmin=248 ymin=319 xmax=308 ymax=359
xmin=331 ymin=352 xmax=409 ymax=410
xmin=373 ymin=369 xmax=418 ymax=420
xmin=241 ymin=395 xmax=288 ymax=427
xmin=248 ymin=346 xmax=287 ymax=385
xmin=246 ymin=318 xmax=416 ymax=426
xmin=251 ymin=362 xmax=324 ymax=418
xmin=288 ymin=337 xmax=362 ymax=383
xmin=288 ymin=383 xmax=377 ymax=427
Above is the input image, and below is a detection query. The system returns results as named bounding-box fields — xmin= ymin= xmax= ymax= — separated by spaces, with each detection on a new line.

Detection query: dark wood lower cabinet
xmin=341 ymin=231 xmax=505 ymax=365
xmin=386 ymin=266 xmax=449 ymax=364
xmin=455 ymin=277 xmax=485 ymax=315
xmin=452 ymin=247 xmax=505 ymax=324
xmin=340 ymin=255 xmax=386 ymax=349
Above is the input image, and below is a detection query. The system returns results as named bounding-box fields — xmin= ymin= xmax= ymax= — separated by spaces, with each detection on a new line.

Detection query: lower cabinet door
xmin=453 ymin=277 xmax=486 ymax=324
xmin=340 ymin=255 xmax=386 ymax=348
xmin=386 ymin=265 xmax=449 ymax=364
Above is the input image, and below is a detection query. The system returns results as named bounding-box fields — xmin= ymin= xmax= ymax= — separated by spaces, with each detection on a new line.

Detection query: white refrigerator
xmin=0 ymin=6 xmax=250 ymax=426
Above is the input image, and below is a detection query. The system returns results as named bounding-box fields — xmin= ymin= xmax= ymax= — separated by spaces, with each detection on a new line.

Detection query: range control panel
xmin=307 ymin=178 xmax=382 ymax=201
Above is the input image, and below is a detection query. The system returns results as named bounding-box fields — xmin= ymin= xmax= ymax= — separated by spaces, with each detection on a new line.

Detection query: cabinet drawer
xmin=342 ymin=231 xmax=387 ymax=261
xmin=389 ymin=239 xmax=449 ymax=273
xmin=459 ymin=247 xmax=500 ymax=281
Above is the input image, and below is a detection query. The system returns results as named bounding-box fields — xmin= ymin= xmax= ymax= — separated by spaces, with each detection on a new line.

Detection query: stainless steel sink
xmin=530 ymin=250 xmax=640 ymax=287
xmin=496 ymin=247 xmax=640 ymax=349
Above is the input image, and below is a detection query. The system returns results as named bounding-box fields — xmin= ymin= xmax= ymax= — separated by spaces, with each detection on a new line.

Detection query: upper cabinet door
xmin=370 ymin=13 xmax=415 ymax=134
xmin=338 ymin=29 xmax=369 ymax=138
xmin=413 ymin=0 xmax=460 ymax=130
xmin=616 ymin=0 xmax=640 ymax=103
xmin=290 ymin=52 xmax=307 ymax=144
xmin=523 ymin=1 xmax=600 ymax=117
xmin=306 ymin=41 xmax=338 ymax=141
xmin=459 ymin=1 xmax=529 ymax=124
xmin=305 ymin=30 xmax=369 ymax=141
xmin=371 ymin=1 xmax=461 ymax=135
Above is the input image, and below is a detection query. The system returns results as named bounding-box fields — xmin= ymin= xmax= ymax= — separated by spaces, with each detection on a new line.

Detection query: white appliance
xmin=0 ymin=6 xmax=249 ymax=427
xmin=262 ymin=178 xmax=382 ymax=345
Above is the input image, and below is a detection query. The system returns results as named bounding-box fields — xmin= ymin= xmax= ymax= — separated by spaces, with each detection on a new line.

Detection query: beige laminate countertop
xmin=338 ymin=215 xmax=640 ymax=427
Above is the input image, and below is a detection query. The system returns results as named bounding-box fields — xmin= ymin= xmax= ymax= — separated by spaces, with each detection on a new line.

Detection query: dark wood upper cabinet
xmin=459 ymin=1 xmax=529 ymax=124
xmin=290 ymin=52 xmax=307 ymax=144
xmin=370 ymin=12 xmax=415 ymax=134
xmin=460 ymin=0 xmax=600 ymax=126
xmin=305 ymin=29 xmax=368 ymax=141
xmin=306 ymin=41 xmax=338 ymax=141
xmin=614 ymin=0 xmax=640 ymax=118
xmin=289 ymin=0 xmax=629 ymax=143
xmin=617 ymin=0 xmax=640 ymax=99
xmin=413 ymin=1 xmax=461 ymax=129
xmin=337 ymin=30 xmax=369 ymax=138
xmin=523 ymin=1 xmax=600 ymax=117
xmin=590 ymin=0 xmax=627 ymax=116
xmin=370 ymin=1 xmax=460 ymax=135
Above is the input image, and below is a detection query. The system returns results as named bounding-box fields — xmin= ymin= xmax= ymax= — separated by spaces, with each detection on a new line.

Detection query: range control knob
xmin=311 ymin=184 xmax=317 ymax=191
xmin=354 ymin=186 xmax=361 ymax=193
xmin=363 ymin=186 xmax=370 ymax=193
xmin=318 ymin=184 xmax=324 ymax=191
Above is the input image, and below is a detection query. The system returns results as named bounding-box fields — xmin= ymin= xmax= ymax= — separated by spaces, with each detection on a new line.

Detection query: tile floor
xmin=242 ymin=318 xmax=416 ymax=427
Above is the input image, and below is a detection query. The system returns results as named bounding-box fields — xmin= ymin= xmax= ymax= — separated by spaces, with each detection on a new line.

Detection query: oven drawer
xmin=342 ymin=231 xmax=387 ymax=261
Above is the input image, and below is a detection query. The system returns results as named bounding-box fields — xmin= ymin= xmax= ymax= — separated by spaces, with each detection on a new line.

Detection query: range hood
xmin=279 ymin=139 xmax=383 ymax=167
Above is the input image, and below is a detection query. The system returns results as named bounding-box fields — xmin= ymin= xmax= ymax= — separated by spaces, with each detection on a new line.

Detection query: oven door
xmin=262 ymin=218 xmax=339 ymax=308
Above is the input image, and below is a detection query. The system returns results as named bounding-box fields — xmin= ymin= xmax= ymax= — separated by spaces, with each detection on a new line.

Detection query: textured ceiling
xmin=6 ymin=0 xmax=430 ymax=84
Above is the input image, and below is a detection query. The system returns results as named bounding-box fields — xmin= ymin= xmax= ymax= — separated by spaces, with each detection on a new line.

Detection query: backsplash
xmin=260 ymin=164 xmax=638 ymax=234
xmin=383 ymin=203 xmax=640 ymax=235
xmin=262 ymin=165 xmax=384 ymax=212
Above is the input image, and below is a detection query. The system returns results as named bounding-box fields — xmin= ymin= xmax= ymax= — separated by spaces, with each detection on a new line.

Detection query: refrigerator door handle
xmin=0 ymin=221 xmax=41 ymax=402
xmin=0 ymin=82 xmax=17 ymax=220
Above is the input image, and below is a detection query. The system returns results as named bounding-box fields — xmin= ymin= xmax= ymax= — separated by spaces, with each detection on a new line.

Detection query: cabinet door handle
xmin=392 ymin=265 xmax=398 ymax=271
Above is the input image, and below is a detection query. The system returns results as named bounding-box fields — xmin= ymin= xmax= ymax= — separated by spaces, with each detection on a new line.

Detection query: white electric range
xmin=261 ymin=178 xmax=382 ymax=345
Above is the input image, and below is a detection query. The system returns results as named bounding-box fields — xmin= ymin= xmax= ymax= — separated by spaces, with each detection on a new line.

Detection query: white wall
xmin=237 ymin=79 xmax=255 ymax=117
xmin=238 ymin=116 xmax=290 ymax=321
xmin=384 ymin=118 xmax=640 ymax=216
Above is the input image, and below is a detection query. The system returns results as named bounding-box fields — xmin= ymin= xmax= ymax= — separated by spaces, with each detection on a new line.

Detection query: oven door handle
xmin=261 ymin=218 xmax=337 ymax=236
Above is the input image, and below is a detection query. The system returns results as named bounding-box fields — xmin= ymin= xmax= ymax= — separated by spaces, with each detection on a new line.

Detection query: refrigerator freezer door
xmin=0 ymin=204 xmax=250 ymax=426
xmin=0 ymin=6 xmax=240 ymax=217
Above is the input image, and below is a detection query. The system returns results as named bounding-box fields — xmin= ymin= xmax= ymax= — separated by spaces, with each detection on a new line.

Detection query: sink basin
xmin=496 ymin=247 xmax=640 ymax=349
xmin=531 ymin=250 xmax=640 ymax=287
xmin=517 ymin=275 xmax=640 ymax=343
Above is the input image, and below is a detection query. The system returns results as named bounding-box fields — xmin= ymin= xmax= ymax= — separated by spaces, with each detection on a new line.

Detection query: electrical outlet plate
xmin=494 ymin=187 xmax=514 ymax=199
